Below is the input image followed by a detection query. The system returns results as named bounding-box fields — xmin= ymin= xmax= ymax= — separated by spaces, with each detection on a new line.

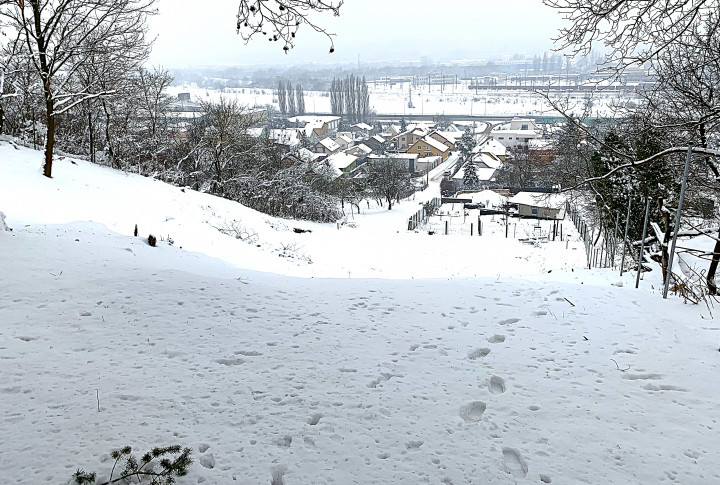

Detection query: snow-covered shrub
xmin=0 ymin=211 xmax=10 ymax=232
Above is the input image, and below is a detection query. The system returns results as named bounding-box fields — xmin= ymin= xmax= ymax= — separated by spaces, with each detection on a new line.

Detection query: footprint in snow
xmin=499 ymin=318 xmax=520 ymax=325
xmin=468 ymin=348 xmax=491 ymax=360
xmin=459 ymin=401 xmax=486 ymax=422
xmin=502 ymin=447 xmax=528 ymax=478
xmin=488 ymin=376 xmax=506 ymax=394
xmin=487 ymin=335 xmax=506 ymax=344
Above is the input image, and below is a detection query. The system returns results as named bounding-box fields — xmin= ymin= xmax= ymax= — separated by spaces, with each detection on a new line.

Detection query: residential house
xmin=345 ymin=143 xmax=373 ymax=157
xmin=393 ymin=128 xmax=428 ymax=151
xmin=313 ymin=137 xmax=340 ymax=157
xmin=452 ymin=159 xmax=498 ymax=190
xmin=269 ymin=129 xmax=302 ymax=151
xmin=350 ymin=122 xmax=373 ymax=138
xmin=362 ymin=134 xmax=387 ymax=153
xmin=325 ymin=152 xmax=360 ymax=178
xmin=407 ymin=136 xmax=451 ymax=161
xmin=490 ymin=118 xmax=540 ymax=149
xmin=335 ymin=133 xmax=355 ymax=151
xmin=475 ymin=138 xmax=507 ymax=162
xmin=381 ymin=124 xmax=401 ymax=139
xmin=429 ymin=131 xmax=457 ymax=150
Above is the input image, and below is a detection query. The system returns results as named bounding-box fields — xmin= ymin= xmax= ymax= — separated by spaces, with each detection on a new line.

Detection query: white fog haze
xmin=149 ymin=0 xmax=564 ymax=67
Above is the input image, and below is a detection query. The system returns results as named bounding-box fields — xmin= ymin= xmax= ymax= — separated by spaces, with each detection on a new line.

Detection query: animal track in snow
xmin=468 ymin=348 xmax=491 ymax=360
xmin=215 ymin=358 xmax=244 ymax=366
xmin=487 ymin=335 xmax=506 ymax=344
xmin=489 ymin=376 xmax=506 ymax=394
xmin=502 ymin=447 xmax=528 ymax=477
xmin=459 ymin=401 xmax=486 ymax=422
xmin=367 ymin=373 xmax=400 ymax=388
xmin=199 ymin=453 xmax=215 ymax=469
xmin=308 ymin=413 xmax=322 ymax=425
xmin=499 ymin=318 xmax=520 ymax=325
xmin=623 ymin=373 xmax=663 ymax=381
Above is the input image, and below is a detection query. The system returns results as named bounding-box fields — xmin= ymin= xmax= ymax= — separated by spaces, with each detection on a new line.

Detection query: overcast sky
xmin=148 ymin=0 xmax=565 ymax=68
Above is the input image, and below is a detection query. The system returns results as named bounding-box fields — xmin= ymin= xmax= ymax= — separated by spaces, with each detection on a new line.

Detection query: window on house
xmin=521 ymin=124 xmax=529 ymax=130
xmin=531 ymin=207 xmax=538 ymax=216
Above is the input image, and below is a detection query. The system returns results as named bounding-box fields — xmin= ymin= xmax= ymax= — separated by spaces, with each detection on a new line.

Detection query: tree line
xmin=277 ymin=80 xmax=306 ymax=117
xmin=329 ymin=74 xmax=371 ymax=124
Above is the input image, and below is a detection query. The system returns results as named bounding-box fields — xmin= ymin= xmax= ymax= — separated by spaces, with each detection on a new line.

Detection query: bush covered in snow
xmin=0 ymin=211 xmax=10 ymax=231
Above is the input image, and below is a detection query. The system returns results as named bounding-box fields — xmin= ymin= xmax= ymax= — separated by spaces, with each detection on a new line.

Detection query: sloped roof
xmin=325 ymin=152 xmax=358 ymax=176
xmin=317 ymin=137 xmax=340 ymax=152
xmin=418 ymin=136 xmax=449 ymax=153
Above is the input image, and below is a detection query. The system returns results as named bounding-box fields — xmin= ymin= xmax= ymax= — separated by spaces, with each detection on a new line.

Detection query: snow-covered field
xmin=167 ymin=80 xmax=638 ymax=118
xmin=1 ymin=141 xmax=719 ymax=485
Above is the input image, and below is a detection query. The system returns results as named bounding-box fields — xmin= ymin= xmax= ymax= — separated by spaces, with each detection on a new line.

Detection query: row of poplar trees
xmin=329 ymin=74 xmax=370 ymax=123
xmin=277 ymin=81 xmax=306 ymax=117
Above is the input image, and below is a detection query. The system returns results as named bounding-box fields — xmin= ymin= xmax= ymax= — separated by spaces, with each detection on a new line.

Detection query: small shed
xmin=508 ymin=192 xmax=566 ymax=219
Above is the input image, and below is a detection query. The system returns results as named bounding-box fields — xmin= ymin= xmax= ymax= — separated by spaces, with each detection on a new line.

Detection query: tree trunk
xmin=658 ymin=197 xmax=671 ymax=282
xmin=706 ymin=228 xmax=720 ymax=295
xmin=88 ymin=110 xmax=95 ymax=165
xmin=43 ymin=93 xmax=55 ymax=178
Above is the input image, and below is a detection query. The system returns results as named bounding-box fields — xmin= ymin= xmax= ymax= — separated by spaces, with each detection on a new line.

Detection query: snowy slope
xmin=1 ymin=141 xmax=719 ymax=485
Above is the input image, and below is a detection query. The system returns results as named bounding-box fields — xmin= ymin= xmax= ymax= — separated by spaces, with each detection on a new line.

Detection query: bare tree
xmin=0 ymin=0 xmax=156 ymax=177
xmin=544 ymin=0 xmax=719 ymax=73
xmin=365 ymin=158 xmax=414 ymax=210
xmin=235 ymin=0 xmax=342 ymax=53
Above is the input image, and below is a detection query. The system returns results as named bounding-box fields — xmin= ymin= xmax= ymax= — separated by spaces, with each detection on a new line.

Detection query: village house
xmin=475 ymin=138 xmax=507 ymax=162
xmin=393 ymin=127 xmax=428 ymax=151
xmin=429 ymin=131 xmax=458 ymax=150
xmin=350 ymin=122 xmax=373 ymax=138
xmin=313 ymin=137 xmax=340 ymax=157
xmin=325 ymin=152 xmax=361 ymax=178
xmin=490 ymin=118 xmax=540 ymax=149
xmin=334 ymin=133 xmax=355 ymax=151
xmin=407 ymin=136 xmax=451 ymax=161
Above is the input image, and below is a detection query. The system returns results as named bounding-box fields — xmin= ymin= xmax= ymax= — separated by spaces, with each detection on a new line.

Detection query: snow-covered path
xmin=1 ymin=223 xmax=719 ymax=485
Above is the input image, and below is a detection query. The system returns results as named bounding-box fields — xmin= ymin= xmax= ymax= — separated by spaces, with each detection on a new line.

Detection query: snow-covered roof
xmin=317 ymin=137 xmax=340 ymax=152
xmin=325 ymin=152 xmax=358 ymax=176
xmin=529 ymin=138 xmax=553 ymax=150
xmin=353 ymin=122 xmax=373 ymax=131
xmin=289 ymin=115 xmax=341 ymax=124
xmin=336 ymin=134 xmax=353 ymax=145
xmin=372 ymin=134 xmax=385 ymax=144
xmin=303 ymin=120 xmax=324 ymax=137
xmin=478 ymin=138 xmax=507 ymax=157
xmin=453 ymin=163 xmax=497 ymax=182
xmin=270 ymin=129 xmax=300 ymax=146
xmin=509 ymin=192 xmax=566 ymax=209
xmin=367 ymin=153 xmax=419 ymax=160
xmin=468 ymin=189 xmax=508 ymax=208
xmin=297 ymin=147 xmax=323 ymax=162
xmin=353 ymin=143 xmax=372 ymax=155
xmin=419 ymin=136 xmax=449 ymax=153
xmin=435 ymin=131 xmax=462 ymax=143
xmin=472 ymin=152 xmax=502 ymax=170
xmin=417 ymin=155 xmax=441 ymax=165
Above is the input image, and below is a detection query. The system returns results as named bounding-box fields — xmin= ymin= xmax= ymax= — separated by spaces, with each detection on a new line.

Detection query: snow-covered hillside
xmin=1 ymin=141 xmax=719 ymax=485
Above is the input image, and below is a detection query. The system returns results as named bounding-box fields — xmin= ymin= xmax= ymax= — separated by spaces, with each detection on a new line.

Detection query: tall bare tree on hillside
xmin=0 ymin=0 xmax=156 ymax=178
